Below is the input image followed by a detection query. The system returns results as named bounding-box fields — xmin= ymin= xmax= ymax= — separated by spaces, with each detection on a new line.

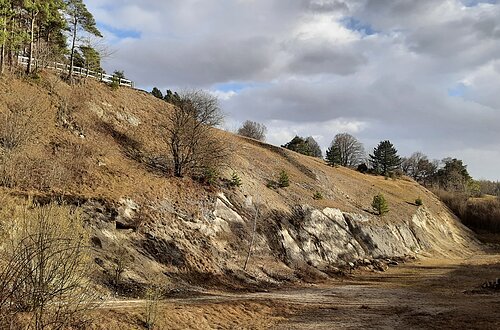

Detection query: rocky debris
xmin=372 ymin=260 xmax=389 ymax=272
xmin=116 ymin=111 xmax=141 ymax=126
xmin=482 ymin=279 xmax=500 ymax=291
xmin=348 ymin=255 xmax=416 ymax=272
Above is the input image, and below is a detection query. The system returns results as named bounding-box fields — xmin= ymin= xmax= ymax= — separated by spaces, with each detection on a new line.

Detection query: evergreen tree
xmin=372 ymin=194 xmax=389 ymax=215
xmin=282 ymin=136 xmax=322 ymax=158
xmin=164 ymin=89 xmax=181 ymax=105
xmin=0 ymin=0 xmax=67 ymax=74
xmin=435 ymin=158 xmax=472 ymax=192
xmin=325 ymin=144 xmax=341 ymax=166
xmin=305 ymin=136 xmax=322 ymax=158
xmin=369 ymin=140 xmax=401 ymax=176
xmin=77 ymin=45 xmax=101 ymax=72
xmin=151 ymin=87 xmax=163 ymax=99
xmin=35 ymin=0 xmax=67 ymax=66
xmin=24 ymin=0 xmax=42 ymax=74
xmin=65 ymin=0 xmax=102 ymax=80
xmin=0 ymin=0 xmax=10 ymax=74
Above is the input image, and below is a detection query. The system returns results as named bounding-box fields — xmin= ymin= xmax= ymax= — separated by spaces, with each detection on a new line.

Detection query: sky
xmin=85 ymin=0 xmax=500 ymax=181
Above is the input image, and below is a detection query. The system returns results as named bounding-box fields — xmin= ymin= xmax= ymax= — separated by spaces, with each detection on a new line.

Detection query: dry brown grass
xmin=0 ymin=73 xmax=441 ymax=223
xmin=89 ymin=300 xmax=283 ymax=330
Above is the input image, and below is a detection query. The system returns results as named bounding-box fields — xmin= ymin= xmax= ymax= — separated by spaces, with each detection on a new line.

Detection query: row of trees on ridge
xmin=149 ymin=87 xmax=493 ymax=199
xmin=0 ymin=0 xmax=104 ymax=77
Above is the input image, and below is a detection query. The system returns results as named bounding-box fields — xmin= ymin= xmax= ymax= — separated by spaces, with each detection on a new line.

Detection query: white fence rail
xmin=17 ymin=56 xmax=134 ymax=88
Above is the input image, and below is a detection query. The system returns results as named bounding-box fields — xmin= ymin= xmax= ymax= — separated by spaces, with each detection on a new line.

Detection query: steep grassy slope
xmin=0 ymin=73 xmax=480 ymax=295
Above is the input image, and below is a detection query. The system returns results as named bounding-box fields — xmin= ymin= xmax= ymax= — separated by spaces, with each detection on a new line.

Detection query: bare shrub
xmin=463 ymin=198 xmax=500 ymax=232
xmin=237 ymin=120 xmax=267 ymax=141
xmin=0 ymin=97 xmax=44 ymax=151
xmin=0 ymin=201 xmax=98 ymax=329
xmin=433 ymin=189 xmax=468 ymax=219
xmin=0 ymin=140 xmax=90 ymax=191
xmin=144 ymin=283 xmax=164 ymax=330
xmin=34 ymin=40 xmax=66 ymax=71
xmin=436 ymin=189 xmax=500 ymax=233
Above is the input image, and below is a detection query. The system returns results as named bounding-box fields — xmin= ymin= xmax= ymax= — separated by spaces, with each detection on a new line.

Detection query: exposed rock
xmin=115 ymin=198 xmax=140 ymax=230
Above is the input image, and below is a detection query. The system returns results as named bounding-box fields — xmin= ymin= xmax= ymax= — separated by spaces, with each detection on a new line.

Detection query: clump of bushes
xmin=435 ymin=189 xmax=500 ymax=233
xmin=229 ymin=171 xmax=242 ymax=187
xmin=266 ymin=170 xmax=290 ymax=189
xmin=313 ymin=191 xmax=323 ymax=200
xmin=372 ymin=193 xmax=389 ymax=216
xmin=108 ymin=79 xmax=120 ymax=90
xmin=415 ymin=198 xmax=423 ymax=206
xmin=200 ymin=168 xmax=219 ymax=186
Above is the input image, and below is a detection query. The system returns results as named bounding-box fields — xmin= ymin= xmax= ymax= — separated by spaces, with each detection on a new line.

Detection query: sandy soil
xmin=93 ymin=252 xmax=500 ymax=329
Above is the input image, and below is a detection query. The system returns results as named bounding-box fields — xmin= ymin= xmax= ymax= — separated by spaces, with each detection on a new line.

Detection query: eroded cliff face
xmin=87 ymin=190 xmax=479 ymax=292
xmin=208 ymin=193 xmax=477 ymax=269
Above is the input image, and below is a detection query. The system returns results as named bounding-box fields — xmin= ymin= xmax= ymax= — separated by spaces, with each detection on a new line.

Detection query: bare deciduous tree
xmin=0 ymin=202 xmax=97 ymax=330
xmin=166 ymin=90 xmax=229 ymax=177
xmin=401 ymin=152 xmax=437 ymax=183
xmin=326 ymin=133 xmax=365 ymax=167
xmin=237 ymin=120 xmax=267 ymax=141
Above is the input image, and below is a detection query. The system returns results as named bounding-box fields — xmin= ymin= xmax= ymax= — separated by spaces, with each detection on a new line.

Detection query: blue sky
xmin=86 ymin=0 xmax=500 ymax=180
xmin=97 ymin=23 xmax=141 ymax=40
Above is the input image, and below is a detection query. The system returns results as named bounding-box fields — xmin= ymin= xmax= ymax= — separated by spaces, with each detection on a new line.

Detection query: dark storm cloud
xmin=303 ymin=0 xmax=350 ymax=13
xmin=112 ymin=36 xmax=277 ymax=87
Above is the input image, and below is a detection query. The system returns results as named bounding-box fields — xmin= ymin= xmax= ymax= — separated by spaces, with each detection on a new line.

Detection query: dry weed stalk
xmin=144 ymin=282 xmax=164 ymax=330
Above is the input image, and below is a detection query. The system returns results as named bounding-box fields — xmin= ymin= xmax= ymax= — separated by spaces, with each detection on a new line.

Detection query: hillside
xmin=0 ymin=73 xmax=481 ymax=296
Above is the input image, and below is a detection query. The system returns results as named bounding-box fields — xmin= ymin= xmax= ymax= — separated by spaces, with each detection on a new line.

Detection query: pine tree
xmin=0 ymin=0 xmax=10 ymax=74
xmin=278 ymin=170 xmax=290 ymax=188
xmin=325 ymin=145 xmax=341 ymax=166
xmin=370 ymin=140 xmax=401 ymax=176
xmin=77 ymin=45 xmax=101 ymax=72
xmin=282 ymin=136 xmax=322 ymax=158
xmin=65 ymin=0 xmax=102 ymax=80
xmin=164 ymin=89 xmax=181 ymax=105
xmin=151 ymin=87 xmax=163 ymax=99
xmin=305 ymin=136 xmax=322 ymax=158
xmin=372 ymin=194 xmax=389 ymax=215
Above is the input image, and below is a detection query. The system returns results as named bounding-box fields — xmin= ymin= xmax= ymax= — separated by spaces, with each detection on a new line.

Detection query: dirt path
xmin=96 ymin=254 xmax=500 ymax=329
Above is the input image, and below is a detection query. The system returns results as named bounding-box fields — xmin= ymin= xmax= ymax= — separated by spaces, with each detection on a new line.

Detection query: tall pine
xmin=369 ymin=140 xmax=401 ymax=176
xmin=65 ymin=0 xmax=101 ymax=80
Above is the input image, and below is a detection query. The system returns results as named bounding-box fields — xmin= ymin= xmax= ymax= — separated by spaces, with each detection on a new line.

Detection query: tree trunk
xmin=244 ymin=207 xmax=259 ymax=271
xmin=26 ymin=14 xmax=35 ymax=75
xmin=68 ymin=17 xmax=78 ymax=81
xmin=0 ymin=44 xmax=4 ymax=75
xmin=0 ymin=14 xmax=6 ymax=75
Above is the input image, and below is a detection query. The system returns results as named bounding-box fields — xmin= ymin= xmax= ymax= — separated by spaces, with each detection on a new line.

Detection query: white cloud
xmin=86 ymin=0 xmax=500 ymax=180
xmin=211 ymin=90 xmax=238 ymax=101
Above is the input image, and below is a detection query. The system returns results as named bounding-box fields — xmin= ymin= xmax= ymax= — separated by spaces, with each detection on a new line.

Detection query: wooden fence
xmin=17 ymin=56 xmax=134 ymax=88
